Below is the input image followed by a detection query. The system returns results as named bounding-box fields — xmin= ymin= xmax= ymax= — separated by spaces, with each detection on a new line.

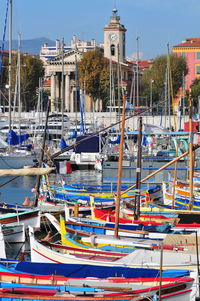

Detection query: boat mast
xmin=75 ymin=54 xmax=80 ymax=132
xmin=34 ymin=100 xmax=50 ymax=207
xmin=136 ymin=36 xmax=140 ymax=107
xmin=195 ymin=231 xmax=200 ymax=297
xmin=114 ymin=96 xmax=126 ymax=238
xmin=167 ymin=44 xmax=171 ymax=129
xmin=172 ymin=143 xmax=178 ymax=208
xmin=17 ymin=33 xmax=21 ymax=139
xmin=134 ymin=116 xmax=142 ymax=220
xmin=188 ymin=95 xmax=194 ymax=210
xmin=61 ymin=38 xmax=65 ymax=138
xmin=8 ymin=0 xmax=12 ymax=131
xmin=158 ymin=243 xmax=164 ymax=301
xmin=109 ymin=40 xmax=112 ymax=125
xmin=117 ymin=43 xmax=120 ymax=127
xmin=167 ymin=43 xmax=176 ymax=131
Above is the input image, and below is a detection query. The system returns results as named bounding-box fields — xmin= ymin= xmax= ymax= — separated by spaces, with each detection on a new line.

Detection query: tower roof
xmin=104 ymin=8 xmax=126 ymax=32
xmin=173 ymin=38 xmax=200 ymax=48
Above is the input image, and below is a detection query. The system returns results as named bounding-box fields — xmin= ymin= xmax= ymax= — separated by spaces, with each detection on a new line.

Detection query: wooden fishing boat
xmin=0 ymin=291 xmax=153 ymax=300
xmin=2 ymin=223 xmax=25 ymax=243
xmin=61 ymin=218 xmax=189 ymax=255
xmin=45 ymin=213 xmax=134 ymax=254
xmin=93 ymin=208 xmax=175 ymax=226
xmin=61 ymin=180 xmax=161 ymax=200
xmin=29 ymin=226 xmax=198 ymax=269
xmin=49 ymin=214 xmax=181 ymax=251
xmin=41 ymin=238 xmax=129 ymax=261
xmin=0 ymin=259 xmax=188 ymax=281
xmin=0 ymin=277 xmax=194 ymax=301
xmin=40 ymin=176 xmax=160 ymax=206
xmin=0 ymin=260 xmax=195 ymax=300
xmin=0 ymin=225 xmax=6 ymax=258
xmin=0 ymin=209 xmax=40 ymax=229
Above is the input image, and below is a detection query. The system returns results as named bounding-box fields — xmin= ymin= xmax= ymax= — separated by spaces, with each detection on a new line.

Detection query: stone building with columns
xmin=40 ymin=9 xmax=133 ymax=113
xmin=45 ymin=49 xmax=83 ymax=112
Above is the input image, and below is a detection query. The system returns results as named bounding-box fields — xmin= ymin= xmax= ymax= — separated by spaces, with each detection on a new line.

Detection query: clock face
xmin=109 ymin=33 xmax=117 ymax=41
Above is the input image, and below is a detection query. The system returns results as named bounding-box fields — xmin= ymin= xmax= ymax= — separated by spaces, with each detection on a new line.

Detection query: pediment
xmin=48 ymin=49 xmax=83 ymax=65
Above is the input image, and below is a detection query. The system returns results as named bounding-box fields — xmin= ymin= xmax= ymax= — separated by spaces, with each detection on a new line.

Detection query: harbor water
xmin=0 ymin=170 xmax=103 ymax=205
xmin=0 ymin=166 xmax=188 ymax=205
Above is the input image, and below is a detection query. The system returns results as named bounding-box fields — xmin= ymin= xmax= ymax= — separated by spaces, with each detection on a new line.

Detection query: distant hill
xmin=1 ymin=37 xmax=55 ymax=54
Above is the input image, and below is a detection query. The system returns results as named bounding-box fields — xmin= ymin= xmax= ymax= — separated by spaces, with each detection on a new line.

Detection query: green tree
xmin=20 ymin=55 xmax=44 ymax=111
xmin=0 ymin=56 xmax=9 ymax=110
xmin=78 ymin=49 xmax=110 ymax=110
xmin=142 ymin=54 xmax=188 ymax=107
xmin=0 ymin=54 xmax=44 ymax=111
xmin=190 ymin=78 xmax=200 ymax=112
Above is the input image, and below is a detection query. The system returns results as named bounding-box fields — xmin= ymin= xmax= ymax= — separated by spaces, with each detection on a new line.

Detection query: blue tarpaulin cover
xmin=7 ymin=130 xmax=29 ymax=145
xmin=0 ymin=261 xmax=189 ymax=279
xmin=68 ymin=130 xmax=77 ymax=140
xmin=14 ymin=261 xmax=162 ymax=278
xmin=60 ymin=137 xmax=68 ymax=150
xmin=74 ymin=135 xmax=100 ymax=153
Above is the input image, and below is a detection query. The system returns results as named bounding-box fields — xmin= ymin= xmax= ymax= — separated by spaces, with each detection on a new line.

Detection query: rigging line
xmin=0 ymin=0 xmax=9 ymax=75
xmin=167 ymin=43 xmax=176 ymax=130
xmin=50 ymin=97 xmax=172 ymax=160
xmin=0 ymin=175 xmax=20 ymax=187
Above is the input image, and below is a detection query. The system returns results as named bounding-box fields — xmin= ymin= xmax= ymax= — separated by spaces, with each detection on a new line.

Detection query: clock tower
xmin=104 ymin=8 xmax=127 ymax=63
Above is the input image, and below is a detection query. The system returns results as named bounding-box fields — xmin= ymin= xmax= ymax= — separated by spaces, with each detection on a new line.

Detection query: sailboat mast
xmin=34 ymin=100 xmax=50 ymax=207
xmin=167 ymin=43 xmax=176 ymax=130
xmin=109 ymin=41 xmax=112 ymax=125
xmin=61 ymin=38 xmax=65 ymax=137
xmin=117 ymin=44 xmax=121 ymax=127
xmin=114 ymin=96 xmax=126 ymax=238
xmin=136 ymin=36 xmax=139 ymax=107
xmin=75 ymin=54 xmax=80 ymax=132
xmin=134 ymin=116 xmax=142 ymax=220
xmin=18 ymin=33 xmax=21 ymax=136
xmin=8 ymin=0 xmax=12 ymax=131
xmin=188 ymin=95 xmax=194 ymax=210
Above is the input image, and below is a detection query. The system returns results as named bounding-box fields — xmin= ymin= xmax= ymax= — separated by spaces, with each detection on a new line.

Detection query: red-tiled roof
xmin=0 ymin=50 xmax=9 ymax=55
xmin=132 ymin=60 xmax=152 ymax=69
xmin=173 ymin=38 xmax=200 ymax=48
xmin=43 ymin=79 xmax=51 ymax=86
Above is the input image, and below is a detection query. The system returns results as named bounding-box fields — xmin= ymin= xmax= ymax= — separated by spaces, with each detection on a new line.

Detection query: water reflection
xmin=0 ymin=171 xmax=103 ymax=204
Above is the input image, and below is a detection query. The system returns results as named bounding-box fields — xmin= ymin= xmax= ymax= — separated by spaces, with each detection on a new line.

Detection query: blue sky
xmin=1 ymin=0 xmax=200 ymax=59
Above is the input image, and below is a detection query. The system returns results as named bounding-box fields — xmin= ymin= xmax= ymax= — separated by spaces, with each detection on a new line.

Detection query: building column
xmin=50 ymin=73 xmax=56 ymax=112
xmin=70 ymin=88 xmax=75 ymax=113
xmin=55 ymin=74 xmax=59 ymax=110
xmin=65 ymin=72 xmax=70 ymax=112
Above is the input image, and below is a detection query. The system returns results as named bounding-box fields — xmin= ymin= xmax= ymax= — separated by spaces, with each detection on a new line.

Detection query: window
xmin=182 ymin=52 xmax=186 ymax=58
xmin=110 ymin=44 xmax=115 ymax=56
xmin=196 ymin=65 xmax=200 ymax=74
xmin=197 ymin=52 xmax=200 ymax=60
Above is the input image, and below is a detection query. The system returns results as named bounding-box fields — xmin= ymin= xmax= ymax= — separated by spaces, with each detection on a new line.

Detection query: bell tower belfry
xmin=104 ymin=8 xmax=127 ymax=63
